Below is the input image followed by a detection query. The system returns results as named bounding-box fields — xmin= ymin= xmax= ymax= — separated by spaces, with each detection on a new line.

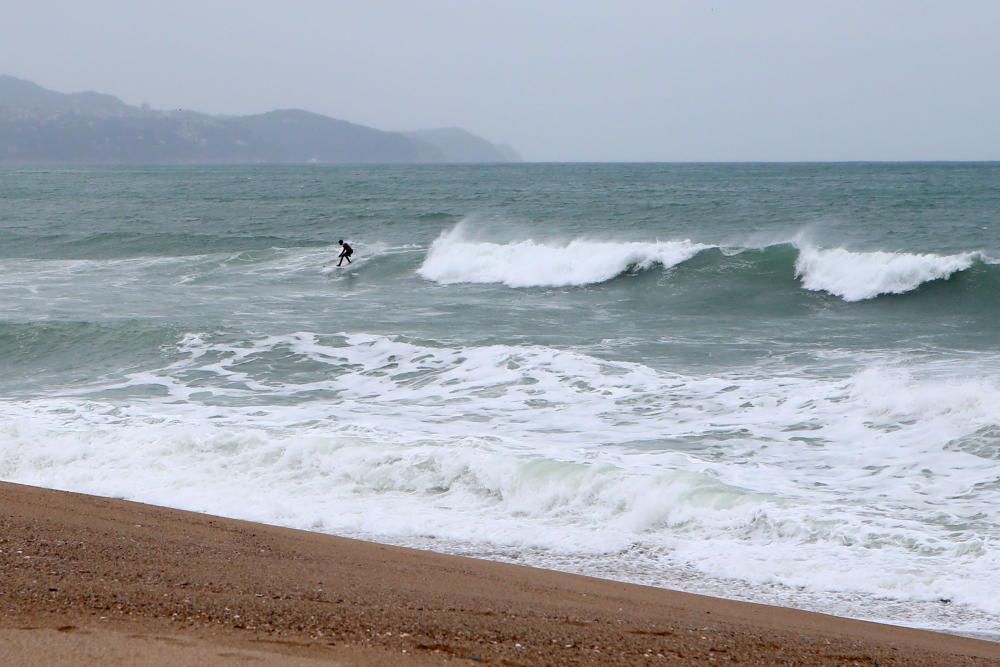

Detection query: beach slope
xmin=1 ymin=481 xmax=997 ymax=665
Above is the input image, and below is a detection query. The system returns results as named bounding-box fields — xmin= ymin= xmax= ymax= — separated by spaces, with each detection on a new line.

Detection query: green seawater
xmin=2 ymin=163 xmax=1000 ymax=636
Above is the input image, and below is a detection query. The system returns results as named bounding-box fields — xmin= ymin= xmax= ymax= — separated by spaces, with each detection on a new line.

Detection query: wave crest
xmin=417 ymin=224 xmax=709 ymax=287
xmin=415 ymin=224 xmax=994 ymax=301
xmin=794 ymin=244 xmax=982 ymax=301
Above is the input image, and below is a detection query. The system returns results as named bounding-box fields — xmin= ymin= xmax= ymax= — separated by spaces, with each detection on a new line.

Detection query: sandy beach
xmin=0 ymin=481 xmax=996 ymax=665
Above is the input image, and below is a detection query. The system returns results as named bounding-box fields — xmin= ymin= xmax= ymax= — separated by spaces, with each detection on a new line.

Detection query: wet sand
xmin=1 ymin=481 xmax=997 ymax=665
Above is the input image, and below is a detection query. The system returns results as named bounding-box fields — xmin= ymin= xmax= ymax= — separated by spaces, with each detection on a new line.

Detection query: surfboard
xmin=321 ymin=257 xmax=364 ymax=275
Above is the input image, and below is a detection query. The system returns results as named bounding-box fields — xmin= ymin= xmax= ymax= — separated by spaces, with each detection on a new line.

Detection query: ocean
xmin=2 ymin=162 xmax=999 ymax=638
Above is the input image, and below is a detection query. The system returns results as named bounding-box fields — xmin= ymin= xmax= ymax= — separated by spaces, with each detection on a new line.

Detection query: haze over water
xmin=2 ymin=162 xmax=1000 ymax=637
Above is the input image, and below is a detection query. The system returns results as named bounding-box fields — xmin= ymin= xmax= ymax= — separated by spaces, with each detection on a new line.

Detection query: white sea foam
xmin=794 ymin=244 xmax=981 ymax=301
xmin=417 ymin=223 xmax=709 ymax=287
xmin=3 ymin=331 xmax=1000 ymax=633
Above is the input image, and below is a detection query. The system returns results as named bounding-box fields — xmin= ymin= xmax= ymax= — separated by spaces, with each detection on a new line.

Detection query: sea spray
xmin=793 ymin=244 xmax=982 ymax=301
xmin=418 ymin=222 xmax=710 ymax=287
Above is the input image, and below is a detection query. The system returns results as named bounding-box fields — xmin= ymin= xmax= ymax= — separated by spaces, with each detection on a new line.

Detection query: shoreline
xmin=2 ymin=481 xmax=998 ymax=665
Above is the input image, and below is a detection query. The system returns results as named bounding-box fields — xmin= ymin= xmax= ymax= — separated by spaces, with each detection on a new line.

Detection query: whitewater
xmin=417 ymin=222 xmax=993 ymax=300
xmin=3 ymin=162 xmax=1000 ymax=639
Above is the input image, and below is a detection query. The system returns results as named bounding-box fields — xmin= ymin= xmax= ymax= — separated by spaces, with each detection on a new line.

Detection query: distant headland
xmin=0 ymin=75 xmax=521 ymax=164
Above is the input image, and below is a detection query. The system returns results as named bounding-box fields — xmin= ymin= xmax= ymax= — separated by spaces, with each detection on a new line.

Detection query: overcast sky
xmin=2 ymin=1 xmax=998 ymax=161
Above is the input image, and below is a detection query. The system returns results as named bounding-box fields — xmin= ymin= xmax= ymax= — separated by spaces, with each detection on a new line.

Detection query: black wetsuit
xmin=338 ymin=243 xmax=353 ymax=266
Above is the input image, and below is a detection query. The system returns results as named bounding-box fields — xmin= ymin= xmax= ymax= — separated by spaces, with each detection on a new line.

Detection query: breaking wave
xmin=417 ymin=224 xmax=710 ymax=287
xmin=416 ymin=223 xmax=996 ymax=301
xmin=3 ymin=331 xmax=1000 ymax=632
xmin=794 ymin=245 xmax=986 ymax=301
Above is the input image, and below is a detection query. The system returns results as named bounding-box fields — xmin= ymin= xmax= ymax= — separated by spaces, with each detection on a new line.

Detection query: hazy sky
xmin=2 ymin=1 xmax=998 ymax=161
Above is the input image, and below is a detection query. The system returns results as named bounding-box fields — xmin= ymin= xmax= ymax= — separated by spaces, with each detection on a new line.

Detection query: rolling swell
xmin=657 ymin=244 xmax=1000 ymax=313
xmin=1 ymin=231 xmax=333 ymax=260
xmin=661 ymin=246 xmax=1000 ymax=322
xmin=0 ymin=319 xmax=185 ymax=395
xmin=682 ymin=245 xmax=999 ymax=305
xmin=417 ymin=224 xmax=998 ymax=305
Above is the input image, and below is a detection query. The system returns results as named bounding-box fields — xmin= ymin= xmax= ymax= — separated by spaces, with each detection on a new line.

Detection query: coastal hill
xmin=405 ymin=127 xmax=522 ymax=163
xmin=0 ymin=75 xmax=521 ymax=164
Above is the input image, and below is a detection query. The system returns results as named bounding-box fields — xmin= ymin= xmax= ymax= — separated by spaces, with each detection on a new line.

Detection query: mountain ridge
xmin=0 ymin=75 xmax=520 ymax=164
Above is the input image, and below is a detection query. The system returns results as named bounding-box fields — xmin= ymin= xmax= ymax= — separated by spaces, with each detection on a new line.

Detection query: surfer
xmin=337 ymin=239 xmax=354 ymax=266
